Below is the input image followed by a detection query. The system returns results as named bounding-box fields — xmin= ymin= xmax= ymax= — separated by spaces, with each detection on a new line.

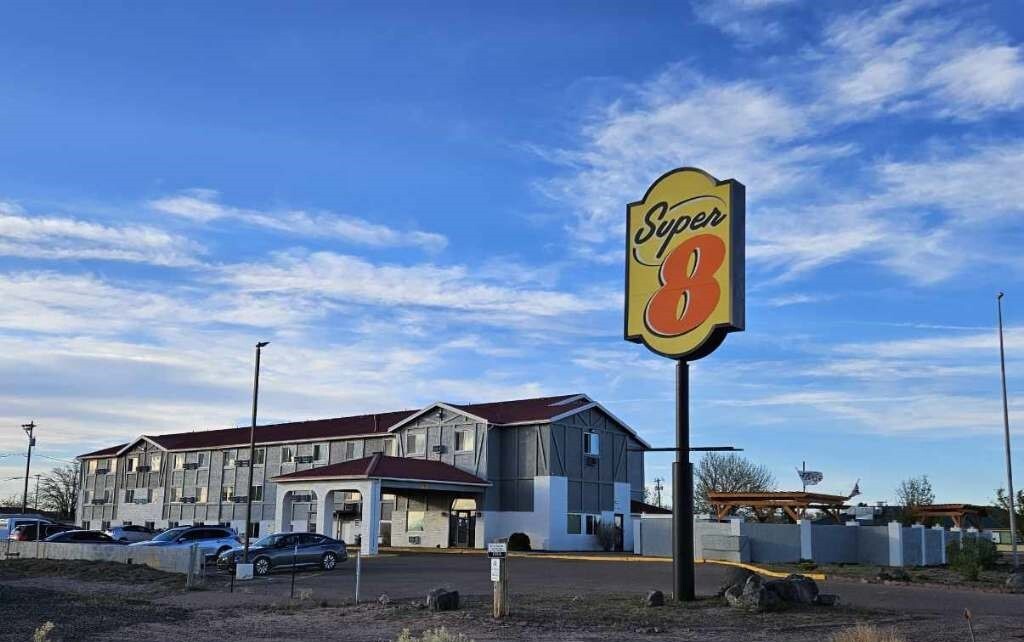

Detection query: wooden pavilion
xmin=707 ymin=491 xmax=851 ymax=523
xmin=910 ymin=504 xmax=988 ymax=529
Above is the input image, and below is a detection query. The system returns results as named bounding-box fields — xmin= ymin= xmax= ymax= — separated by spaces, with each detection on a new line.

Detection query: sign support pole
xmin=673 ymin=360 xmax=695 ymax=602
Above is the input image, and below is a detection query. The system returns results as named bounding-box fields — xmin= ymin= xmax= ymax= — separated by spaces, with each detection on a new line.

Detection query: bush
xmin=395 ymin=628 xmax=474 ymax=642
xmin=594 ymin=521 xmax=619 ymax=552
xmin=947 ymin=537 xmax=999 ymax=580
xmin=829 ymin=624 xmax=906 ymax=642
xmin=507 ymin=532 xmax=531 ymax=551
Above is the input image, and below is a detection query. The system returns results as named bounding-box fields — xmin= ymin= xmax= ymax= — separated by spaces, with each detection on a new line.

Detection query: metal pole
xmin=21 ymin=422 xmax=35 ymax=514
xmin=34 ymin=474 xmax=41 ymax=511
xmin=243 ymin=342 xmax=268 ymax=565
xmin=802 ymin=461 xmax=807 ymax=493
xmin=673 ymin=360 xmax=695 ymax=601
xmin=997 ymin=293 xmax=1018 ymax=568
xmin=290 ymin=541 xmax=298 ymax=598
xmin=355 ymin=550 xmax=361 ymax=604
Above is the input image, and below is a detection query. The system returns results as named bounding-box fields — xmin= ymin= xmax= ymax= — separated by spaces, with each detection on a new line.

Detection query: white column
xmin=887 ymin=521 xmax=904 ymax=567
xmin=314 ymin=485 xmax=332 ymax=536
xmin=360 ymin=479 xmax=381 ymax=555
xmin=799 ymin=519 xmax=813 ymax=561
xmin=274 ymin=488 xmax=290 ymax=533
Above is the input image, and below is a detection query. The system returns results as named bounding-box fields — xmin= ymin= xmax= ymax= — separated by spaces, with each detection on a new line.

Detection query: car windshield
xmin=253 ymin=534 xmax=283 ymax=547
xmin=150 ymin=527 xmax=187 ymax=542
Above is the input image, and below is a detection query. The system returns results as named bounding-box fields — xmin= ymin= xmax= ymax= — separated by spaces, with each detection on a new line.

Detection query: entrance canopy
xmin=911 ymin=504 xmax=987 ymax=529
xmin=708 ymin=491 xmax=851 ymax=523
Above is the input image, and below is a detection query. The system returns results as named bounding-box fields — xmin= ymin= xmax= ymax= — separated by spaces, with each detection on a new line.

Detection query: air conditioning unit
xmin=136 ymin=465 xmax=151 ymax=473
xmin=182 ymin=497 xmax=197 ymax=504
xmin=431 ymin=444 xmax=446 ymax=454
xmin=295 ymin=455 xmax=314 ymax=464
xmin=94 ymin=468 xmax=109 ymax=475
xmin=233 ymin=496 xmax=248 ymax=503
xmin=408 ymin=535 xmax=421 ymax=545
xmin=183 ymin=463 xmax=200 ymax=470
xmin=584 ymin=456 xmax=599 ymax=467
xmin=236 ymin=459 xmax=250 ymax=467
xmin=133 ymin=499 xmax=149 ymax=505
xmin=91 ymin=499 xmax=106 ymax=505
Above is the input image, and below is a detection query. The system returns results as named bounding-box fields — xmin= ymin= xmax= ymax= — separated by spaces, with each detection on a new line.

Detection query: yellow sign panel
xmin=625 ymin=168 xmax=745 ymax=360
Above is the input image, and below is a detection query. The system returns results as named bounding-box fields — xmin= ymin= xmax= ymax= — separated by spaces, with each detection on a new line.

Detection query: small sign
xmin=797 ymin=470 xmax=823 ymax=485
xmin=235 ymin=563 xmax=254 ymax=580
xmin=487 ymin=542 xmax=507 ymax=558
xmin=490 ymin=558 xmax=501 ymax=582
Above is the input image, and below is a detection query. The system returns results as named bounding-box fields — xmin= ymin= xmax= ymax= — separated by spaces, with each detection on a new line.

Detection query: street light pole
xmin=21 ymin=421 xmax=36 ymax=514
xmin=242 ymin=342 xmax=269 ymax=565
xmin=997 ymin=293 xmax=1018 ymax=569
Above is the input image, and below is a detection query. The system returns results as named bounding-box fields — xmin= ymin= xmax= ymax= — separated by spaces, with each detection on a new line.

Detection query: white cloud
xmin=0 ymin=201 xmax=200 ymax=267
xmin=928 ymin=45 xmax=1024 ymax=117
xmin=691 ymin=0 xmax=796 ymax=45
xmin=150 ymin=190 xmax=448 ymax=252
xmin=763 ymin=293 xmax=834 ymax=307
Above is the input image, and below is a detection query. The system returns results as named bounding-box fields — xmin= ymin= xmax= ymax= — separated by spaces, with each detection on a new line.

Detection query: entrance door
xmin=448 ymin=511 xmax=476 ymax=548
xmin=613 ymin=514 xmax=624 ymax=552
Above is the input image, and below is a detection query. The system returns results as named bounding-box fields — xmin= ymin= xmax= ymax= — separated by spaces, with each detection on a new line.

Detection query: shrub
xmin=395 ymin=628 xmax=474 ymax=642
xmin=32 ymin=622 xmax=55 ymax=642
xmin=947 ymin=537 xmax=999 ymax=580
xmin=594 ymin=521 xmax=618 ymax=552
xmin=828 ymin=624 xmax=906 ymax=642
xmin=507 ymin=532 xmax=531 ymax=551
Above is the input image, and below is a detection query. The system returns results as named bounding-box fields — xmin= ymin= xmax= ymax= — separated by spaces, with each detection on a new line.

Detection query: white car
xmin=105 ymin=524 xmax=157 ymax=543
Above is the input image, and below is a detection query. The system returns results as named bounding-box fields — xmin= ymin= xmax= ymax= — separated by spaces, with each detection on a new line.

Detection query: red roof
xmin=273 ymin=454 xmax=488 ymax=486
xmin=77 ymin=394 xmax=599 ymax=458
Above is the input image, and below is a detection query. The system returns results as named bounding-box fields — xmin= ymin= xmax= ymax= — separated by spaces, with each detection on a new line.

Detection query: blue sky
xmin=1 ymin=0 xmax=1023 ymax=507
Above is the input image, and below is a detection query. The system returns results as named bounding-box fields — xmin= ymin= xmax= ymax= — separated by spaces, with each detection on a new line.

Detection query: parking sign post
xmin=488 ymin=542 xmax=509 ymax=617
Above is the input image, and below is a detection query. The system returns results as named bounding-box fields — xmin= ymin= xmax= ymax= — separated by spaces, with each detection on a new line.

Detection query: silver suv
xmin=129 ymin=525 xmax=239 ymax=559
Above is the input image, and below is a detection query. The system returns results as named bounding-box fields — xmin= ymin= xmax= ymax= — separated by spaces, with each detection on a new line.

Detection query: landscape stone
xmin=644 ymin=590 xmax=665 ymax=607
xmin=426 ymin=588 xmax=460 ymax=611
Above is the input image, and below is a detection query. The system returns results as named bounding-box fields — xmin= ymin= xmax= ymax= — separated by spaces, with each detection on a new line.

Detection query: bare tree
xmin=39 ymin=464 xmax=80 ymax=520
xmin=993 ymin=488 xmax=1024 ymax=529
xmin=0 ymin=494 xmax=24 ymax=508
xmin=694 ymin=453 xmax=775 ymax=516
xmin=895 ymin=475 xmax=934 ymax=524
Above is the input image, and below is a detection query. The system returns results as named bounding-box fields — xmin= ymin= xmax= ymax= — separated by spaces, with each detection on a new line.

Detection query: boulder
xmin=1007 ymin=572 xmax=1024 ymax=593
xmin=426 ymin=588 xmax=460 ymax=611
xmin=784 ymin=574 xmax=820 ymax=604
xmin=717 ymin=567 xmax=755 ymax=596
xmin=763 ymin=579 xmax=798 ymax=602
xmin=644 ymin=590 xmax=665 ymax=607
xmin=723 ymin=574 xmax=784 ymax=613
xmin=377 ymin=593 xmax=392 ymax=606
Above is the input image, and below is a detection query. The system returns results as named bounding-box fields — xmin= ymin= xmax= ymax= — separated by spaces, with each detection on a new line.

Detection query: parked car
xmin=0 ymin=515 xmax=53 ymax=540
xmin=216 ymin=532 xmax=347 ymax=576
xmin=44 ymin=530 xmax=125 ymax=544
xmin=129 ymin=525 xmax=240 ymax=559
xmin=10 ymin=523 xmax=75 ymax=541
xmin=105 ymin=524 xmax=157 ymax=543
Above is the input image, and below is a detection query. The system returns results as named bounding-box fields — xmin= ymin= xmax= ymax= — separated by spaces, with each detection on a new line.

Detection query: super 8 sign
xmin=625 ymin=168 xmax=745 ymax=360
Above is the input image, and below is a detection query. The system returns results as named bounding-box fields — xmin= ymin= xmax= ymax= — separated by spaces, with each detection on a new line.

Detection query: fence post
xmin=887 ymin=521 xmax=904 ymax=567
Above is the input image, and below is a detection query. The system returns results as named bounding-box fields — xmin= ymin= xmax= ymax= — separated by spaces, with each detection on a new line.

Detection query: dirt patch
xmin=0 ymin=558 xmax=183 ymax=591
xmin=764 ymin=562 xmax=1015 ymax=592
xmin=0 ymin=584 xmax=190 ymax=642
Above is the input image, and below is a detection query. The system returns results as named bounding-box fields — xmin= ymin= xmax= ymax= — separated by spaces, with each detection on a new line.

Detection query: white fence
xmin=3 ymin=539 xmax=200 ymax=575
xmin=635 ymin=516 xmax=995 ymax=568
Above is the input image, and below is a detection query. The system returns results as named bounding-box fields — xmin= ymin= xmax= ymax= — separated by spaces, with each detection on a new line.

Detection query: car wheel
xmin=216 ymin=546 xmax=231 ymax=557
xmin=321 ymin=552 xmax=338 ymax=571
xmin=254 ymin=557 xmax=271 ymax=576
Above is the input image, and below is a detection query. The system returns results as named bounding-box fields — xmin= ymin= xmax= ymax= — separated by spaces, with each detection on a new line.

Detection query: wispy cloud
xmin=150 ymin=189 xmax=448 ymax=252
xmin=0 ymin=201 xmax=200 ymax=267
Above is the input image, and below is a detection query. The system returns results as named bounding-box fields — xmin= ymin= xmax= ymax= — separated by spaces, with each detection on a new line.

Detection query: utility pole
xmin=242 ymin=341 xmax=269 ymax=566
xmin=653 ymin=477 xmax=664 ymax=508
xmin=21 ymin=421 xmax=36 ymax=514
xmin=997 ymin=293 xmax=1018 ymax=569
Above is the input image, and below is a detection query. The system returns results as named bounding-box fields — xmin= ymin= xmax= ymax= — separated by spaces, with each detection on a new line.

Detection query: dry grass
xmin=829 ymin=623 xmax=907 ymax=642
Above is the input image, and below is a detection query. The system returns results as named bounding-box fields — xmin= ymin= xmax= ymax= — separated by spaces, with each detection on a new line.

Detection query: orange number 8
xmin=644 ymin=234 xmax=726 ymax=336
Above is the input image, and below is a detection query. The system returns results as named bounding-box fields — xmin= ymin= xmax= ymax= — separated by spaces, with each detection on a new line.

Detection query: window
xmin=247 ymin=522 xmax=260 ymax=538
xmin=196 ymin=453 xmax=207 ymax=468
xmin=584 ymin=432 xmax=600 ymax=456
xmin=224 ymin=450 xmax=236 ymax=468
xmin=197 ymin=486 xmax=208 ymax=503
xmin=170 ymin=488 xmax=183 ymax=503
xmin=82 ymin=521 xmax=91 ymax=530
xmin=108 ymin=459 xmax=117 ymax=473
xmin=250 ymin=485 xmax=264 ymax=502
xmin=568 ymin=513 xmax=582 ymax=534
xmin=126 ymin=457 xmax=138 ymax=473
xmin=125 ymin=489 xmax=135 ymax=503
xmin=344 ymin=442 xmax=357 ymax=460
xmin=101 ymin=521 xmax=111 ymax=531
xmin=144 ymin=521 xmax=155 ymax=530
xmin=254 ymin=448 xmax=266 ymax=465
xmin=455 ymin=430 xmax=475 ymax=452
xmin=168 ymin=521 xmax=179 ymax=528
xmin=102 ymin=489 xmax=111 ymax=503
xmin=407 ymin=510 xmax=425 ymax=532
xmin=585 ymin=514 xmax=600 ymax=535
xmin=150 ymin=454 xmax=162 ymax=472
xmin=406 ymin=432 xmax=426 ymax=456
xmin=384 ymin=439 xmax=396 ymax=456
xmin=173 ymin=454 xmax=185 ymax=470
xmin=221 ymin=486 xmax=235 ymax=502
xmin=312 ymin=443 xmax=327 ymax=462
xmin=87 ymin=460 xmax=98 ymax=474
xmin=282 ymin=446 xmax=295 ymax=463
xmin=83 ymin=490 xmax=93 ymax=503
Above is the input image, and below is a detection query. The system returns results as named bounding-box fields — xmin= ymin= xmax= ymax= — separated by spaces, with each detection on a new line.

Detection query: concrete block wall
xmin=5 ymin=540 xmax=198 ymax=575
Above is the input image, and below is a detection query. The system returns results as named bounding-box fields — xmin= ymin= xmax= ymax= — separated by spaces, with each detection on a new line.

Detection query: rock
xmin=644 ymin=590 xmax=665 ymax=607
xmin=724 ymin=574 xmax=784 ymax=613
xmin=377 ymin=593 xmax=391 ymax=606
xmin=763 ymin=579 xmax=798 ymax=602
xmin=814 ymin=593 xmax=840 ymax=606
xmin=876 ymin=567 xmax=911 ymax=582
xmin=426 ymin=588 xmax=459 ymax=611
xmin=717 ymin=567 xmax=755 ymax=596
xmin=784 ymin=574 xmax=820 ymax=604
xmin=1007 ymin=572 xmax=1024 ymax=593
